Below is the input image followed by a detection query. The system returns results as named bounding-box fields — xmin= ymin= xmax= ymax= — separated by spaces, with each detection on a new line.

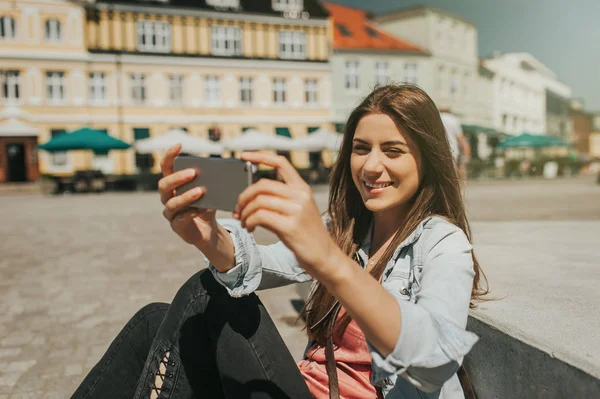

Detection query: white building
xmin=483 ymin=52 xmax=571 ymax=136
xmin=324 ymin=2 xmax=430 ymax=127
xmin=374 ymin=6 xmax=481 ymax=125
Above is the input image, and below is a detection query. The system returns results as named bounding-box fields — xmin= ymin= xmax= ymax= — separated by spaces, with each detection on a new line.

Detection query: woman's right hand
xmin=158 ymin=144 xmax=218 ymax=248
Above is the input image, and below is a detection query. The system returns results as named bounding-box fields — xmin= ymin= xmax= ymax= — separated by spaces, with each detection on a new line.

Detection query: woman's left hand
xmin=234 ymin=152 xmax=338 ymax=279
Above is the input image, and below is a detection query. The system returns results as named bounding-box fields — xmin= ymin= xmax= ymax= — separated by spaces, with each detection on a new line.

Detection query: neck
xmin=371 ymin=205 xmax=409 ymax=253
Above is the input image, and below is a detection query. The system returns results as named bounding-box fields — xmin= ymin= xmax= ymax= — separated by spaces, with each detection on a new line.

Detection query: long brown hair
xmin=300 ymin=84 xmax=488 ymax=345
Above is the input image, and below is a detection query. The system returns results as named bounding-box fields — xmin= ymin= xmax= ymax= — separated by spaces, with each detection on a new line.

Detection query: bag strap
xmin=457 ymin=365 xmax=477 ymax=399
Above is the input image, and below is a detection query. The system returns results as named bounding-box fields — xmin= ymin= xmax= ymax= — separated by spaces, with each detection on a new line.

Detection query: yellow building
xmin=0 ymin=0 xmax=333 ymax=182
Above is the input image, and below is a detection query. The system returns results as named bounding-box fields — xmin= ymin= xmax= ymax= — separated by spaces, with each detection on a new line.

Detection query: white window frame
xmin=273 ymin=78 xmax=287 ymax=105
xmin=239 ymin=76 xmax=253 ymax=106
xmin=210 ymin=26 xmax=242 ymax=57
xmin=462 ymin=72 xmax=470 ymax=99
xmin=404 ymin=63 xmax=418 ymax=85
xmin=278 ymin=30 xmax=306 ymax=60
xmin=344 ymin=61 xmax=359 ymax=90
xmin=304 ymin=78 xmax=318 ymax=105
xmin=130 ymin=73 xmax=146 ymax=105
xmin=0 ymin=16 xmax=16 ymax=40
xmin=206 ymin=0 xmax=239 ymax=8
xmin=205 ymin=75 xmax=221 ymax=106
xmin=169 ymin=74 xmax=184 ymax=105
xmin=45 ymin=18 xmax=61 ymax=42
xmin=89 ymin=72 xmax=107 ymax=105
xmin=50 ymin=130 xmax=69 ymax=167
xmin=136 ymin=20 xmax=171 ymax=53
xmin=1 ymin=70 xmax=21 ymax=104
xmin=46 ymin=71 xmax=65 ymax=104
xmin=375 ymin=61 xmax=389 ymax=86
xmin=272 ymin=0 xmax=303 ymax=12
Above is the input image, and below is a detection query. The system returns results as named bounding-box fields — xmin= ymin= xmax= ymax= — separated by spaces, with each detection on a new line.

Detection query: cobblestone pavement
xmin=0 ymin=176 xmax=598 ymax=398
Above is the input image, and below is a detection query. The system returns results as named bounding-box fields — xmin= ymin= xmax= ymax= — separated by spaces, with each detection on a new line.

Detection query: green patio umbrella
xmin=498 ymin=133 xmax=569 ymax=149
xmin=38 ymin=127 xmax=131 ymax=154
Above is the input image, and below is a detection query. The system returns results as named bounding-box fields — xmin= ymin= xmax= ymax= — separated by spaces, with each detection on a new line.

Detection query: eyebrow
xmin=353 ymin=138 xmax=409 ymax=147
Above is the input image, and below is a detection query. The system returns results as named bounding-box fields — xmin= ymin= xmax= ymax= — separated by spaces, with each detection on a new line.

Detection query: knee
xmin=176 ymin=268 xmax=226 ymax=300
xmin=133 ymin=302 xmax=170 ymax=321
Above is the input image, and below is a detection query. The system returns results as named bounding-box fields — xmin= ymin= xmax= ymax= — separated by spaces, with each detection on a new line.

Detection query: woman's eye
xmin=385 ymin=148 xmax=404 ymax=155
xmin=353 ymin=145 xmax=369 ymax=153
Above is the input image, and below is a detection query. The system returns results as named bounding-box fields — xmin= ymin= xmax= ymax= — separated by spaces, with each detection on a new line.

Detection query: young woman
xmin=73 ymin=84 xmax=487 ymax=399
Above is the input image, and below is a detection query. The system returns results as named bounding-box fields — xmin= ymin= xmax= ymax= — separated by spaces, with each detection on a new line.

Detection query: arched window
xmin=45 ymin=18 xmax=61 ymax=42
xmin=0 ymin=16 xmax=16 ymax=40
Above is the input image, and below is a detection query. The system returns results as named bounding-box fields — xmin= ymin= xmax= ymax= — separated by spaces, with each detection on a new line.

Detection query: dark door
xmin=6 ymin=143 xmax=27 ymax=182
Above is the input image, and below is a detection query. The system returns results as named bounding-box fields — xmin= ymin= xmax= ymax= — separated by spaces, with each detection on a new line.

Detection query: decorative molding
xmin=28 ymin=113 xmax=333 ymax=124
xmin=0 ymin=50 xmax=90 ymax=62
xmin=94 ymin=3 xmax=329 ymax=27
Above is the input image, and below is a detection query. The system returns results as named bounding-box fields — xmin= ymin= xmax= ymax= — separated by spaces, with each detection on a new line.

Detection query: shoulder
xmin=420 ymin=217 xmax=472 ymax=259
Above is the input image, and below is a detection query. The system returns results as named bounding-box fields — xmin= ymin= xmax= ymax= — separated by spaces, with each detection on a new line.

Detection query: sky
xmin=328 ymin=0 xmax=600 ymax=111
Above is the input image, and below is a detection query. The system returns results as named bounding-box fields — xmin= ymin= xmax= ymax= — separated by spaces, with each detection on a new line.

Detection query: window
xmin=344 ymin=61 xmax=359 ymax=90
xmin=211 ymin=26 xmax=242 ymax=56
xmin=0 ymin=16 xmax=16 ymax=40
xmin=337 ymin=24 xmax=351 ymax=37
xmin=136 ymin=21 xmax=171 ymax=53
xmin=375 ymin=61 xmax=389 ymax=86
xmin=450 ymin=69 xmax=458 ymax=96
xmin=278 ymin=31 xmax=306 ymax=60
xmin=436 ymin=65 xmax=444 ymax=93
xmin=205 ymin=75 xmax=221 ymax=105
xmin=462 ymin=72 xmax=470 ymax=98
xmin=273 ymin=78 xmax=286 ymax=105
xmin=45 ymin=19 xmax=61 ymax=42
xmin=206 ymin=0 xmax=239 ymax=8
xmin=305 ymin=78 xmax=318 ymax=105
xmin=46 ymin=72 xmax=65 ymax=103
xmin=133 ymin=128 xmax=154 ymax=171
xmin=272 ymin=0 xmax=303 ymax=12
xmin=1 ymin=70 xmax=21 ymax=104
xmin=50 ymin=129 xmax=68 ymax=166
xmin=365 ymin=26 xmax=379 ymax=38
xmin=169 ymin=74 xmax=184 ymax=105
xmin=404 ymin=63 xmax=417 ymax=84
xmin=240 ymin=76 xmax=253 ymax=105
xmin=89 ymin=72 xmax=107 ymax=104
xmin=130 ymin=73 xmax=146 ymax=105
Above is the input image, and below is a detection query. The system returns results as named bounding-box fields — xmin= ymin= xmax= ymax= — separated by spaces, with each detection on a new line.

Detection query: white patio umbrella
xmin=286 ymin=128 xmax=343 ymax=151
xmin=134 ymin=129 xmax=224 ymax=155
xmin=222 ymin=129 xmax=294 ymax=151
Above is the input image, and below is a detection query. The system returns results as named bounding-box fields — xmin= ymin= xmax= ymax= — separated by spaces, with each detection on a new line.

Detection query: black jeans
xmin=72 ymin=269 xmax=313 ymax=399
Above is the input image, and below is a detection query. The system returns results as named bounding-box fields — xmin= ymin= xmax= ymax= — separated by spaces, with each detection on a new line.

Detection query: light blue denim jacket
xmin=203 ymin=216 xmax=478 ymax=399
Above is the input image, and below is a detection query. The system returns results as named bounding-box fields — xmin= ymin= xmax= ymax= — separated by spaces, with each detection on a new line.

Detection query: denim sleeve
xmin=201 ymin=218 xmax=313 ymax=298
xmin=369 ymin=223 xmax=479 ymax=392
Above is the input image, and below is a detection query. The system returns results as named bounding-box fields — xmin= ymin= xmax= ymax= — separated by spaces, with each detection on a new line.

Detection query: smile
xmin=363 ymin=181 xmax=392 ymax=189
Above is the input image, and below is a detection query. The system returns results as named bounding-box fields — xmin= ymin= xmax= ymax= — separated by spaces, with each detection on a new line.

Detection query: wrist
xmin=316 ymin=245 xmax=359 ymax=291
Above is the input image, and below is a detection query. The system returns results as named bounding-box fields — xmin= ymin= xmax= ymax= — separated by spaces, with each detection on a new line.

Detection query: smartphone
xmin=173 ymin=156 xmax=254 ymax=212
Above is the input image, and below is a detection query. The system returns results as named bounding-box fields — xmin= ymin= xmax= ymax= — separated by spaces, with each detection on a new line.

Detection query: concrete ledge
xmin=464 ymin=314 xmax=600 ymax=398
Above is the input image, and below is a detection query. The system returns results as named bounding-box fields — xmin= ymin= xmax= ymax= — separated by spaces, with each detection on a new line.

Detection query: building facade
xmin=0 ymin=0 xmax=334 ymax=182
xmin=374 ymin=7 xmax=481 ymax=126
xmin=569 ymin=99 xmax=592 ymax=158
xmin=323 ymin=2 xmax=429 ymax=126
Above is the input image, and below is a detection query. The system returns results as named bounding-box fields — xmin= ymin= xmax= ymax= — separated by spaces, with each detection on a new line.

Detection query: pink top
xmin=298 ymin=308 xmax=383 ymax=399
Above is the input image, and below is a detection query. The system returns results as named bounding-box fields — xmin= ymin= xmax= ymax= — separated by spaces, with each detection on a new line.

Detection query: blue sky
xmin=328 ymin=0 xmax=600 ymax=111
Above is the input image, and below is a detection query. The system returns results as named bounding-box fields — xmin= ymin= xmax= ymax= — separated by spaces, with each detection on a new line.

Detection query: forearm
xmin=318 ymin=250 xmax=401 ymax=357
xmin=195 ymin=223 xmax=235 ymax=273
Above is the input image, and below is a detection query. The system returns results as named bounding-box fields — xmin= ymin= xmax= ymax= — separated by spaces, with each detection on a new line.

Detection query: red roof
xmin=324 ymin=2 xmax=428 ymax=54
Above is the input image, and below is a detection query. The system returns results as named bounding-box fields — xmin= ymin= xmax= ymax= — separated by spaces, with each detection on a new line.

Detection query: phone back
xmin=173 ymin=156 xmax=252 ymax=212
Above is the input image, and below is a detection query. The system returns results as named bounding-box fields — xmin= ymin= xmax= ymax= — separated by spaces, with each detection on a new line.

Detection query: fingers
xmin=237 ymin=194 xmax=298 ymax=228
xmin=160 ymin=144 xmax=182 ymax=177
xmin=240 ymin=152 xmax=304 ymax=186
xmin=242 ymin=208 xmax=290 ymax=234
xmin=158 ymin=168 xmax=197 ymax=205
xmin=235 ymin=178 xmax=290 ymax=215
xmin=162 ymin=186 xmax=205 ymax=221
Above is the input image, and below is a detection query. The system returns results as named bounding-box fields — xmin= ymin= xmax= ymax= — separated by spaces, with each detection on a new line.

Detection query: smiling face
xmin=350 ymin=113 xmax=423 ymax=217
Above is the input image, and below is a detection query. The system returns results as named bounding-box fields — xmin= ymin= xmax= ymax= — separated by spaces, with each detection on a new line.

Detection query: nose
xmin=363 ymin=150 xmax=384 ymax=176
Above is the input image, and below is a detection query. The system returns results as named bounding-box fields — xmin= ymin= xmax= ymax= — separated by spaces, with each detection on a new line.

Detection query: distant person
xmin=440 ymin=107 xmax=471 ymax=180
xmin=73 ymin=85 xmax=487 ymax=399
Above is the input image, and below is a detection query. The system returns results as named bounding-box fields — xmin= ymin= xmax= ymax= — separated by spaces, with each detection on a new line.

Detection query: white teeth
xmin=364 ymin=182 xmax=391 ymax=189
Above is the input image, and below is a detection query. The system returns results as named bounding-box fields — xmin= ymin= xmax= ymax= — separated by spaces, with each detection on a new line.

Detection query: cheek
xmin=350 ymin=156 xmax=362 ymax=185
